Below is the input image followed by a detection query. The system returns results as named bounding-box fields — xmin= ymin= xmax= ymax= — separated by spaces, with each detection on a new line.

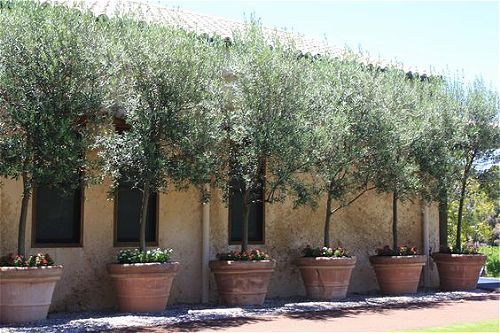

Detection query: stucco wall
xmin=0 ymin=178 xmax=439 ymax=312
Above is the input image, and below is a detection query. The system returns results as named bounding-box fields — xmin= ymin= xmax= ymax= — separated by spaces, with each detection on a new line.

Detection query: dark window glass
xmin=34 ymin=186 xmax=81 ymax=244
xmin=116 ymin=185 xmax=157 ymax=243
xmin=229 ymin=179 xmax=264 ymax=243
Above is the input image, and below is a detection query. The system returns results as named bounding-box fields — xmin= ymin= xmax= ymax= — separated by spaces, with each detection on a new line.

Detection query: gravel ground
xmin=0 ymin=290 xmax=494 ymax=333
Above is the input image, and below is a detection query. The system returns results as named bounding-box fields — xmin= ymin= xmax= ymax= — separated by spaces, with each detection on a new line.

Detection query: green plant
xmin=0 ymin=253 xmax=55 ymax=267
xmin=0 ymin=1 xmax=106 ymax=256
xmin=96 ymin=14 xmax=224 ymax=252
xmin=216 ymin=249 xmax=270 ymax=261
xmin=371 ymin=69 xmax=425 ymax=251
xmin=479 ymin=246 xmax=500 ymax=277
xmin=215 ymin=22 xmax=314 ymax=252
xmin=116 ymin=248 xmax=173 ymax=264
xmin=303 ymin=54 xmax=386 ymax=247
xmin=302 ymin=246 xmax=350 ymax=258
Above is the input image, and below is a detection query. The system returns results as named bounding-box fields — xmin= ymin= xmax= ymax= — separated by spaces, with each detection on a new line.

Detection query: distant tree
xmin=448 ymin=179 xmax=496 ymax=245
xmin=95 ymin=17 xmax=224 ymax=252
xmin=0 ymin=2 xmax=106 ymax=256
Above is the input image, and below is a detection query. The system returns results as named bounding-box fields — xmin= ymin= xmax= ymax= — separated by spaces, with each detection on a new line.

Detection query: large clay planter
xmin=295 ymin=256 xmax=357 ymax=300
xmin=0 ymin=265 xmax=63 ymax=324
xmin=209 ymin=260 xmax=275 ymax=305
xmin=432 ymin=253 xmax=486 ymax=291
xmin=369 ymin=255 xmax=426 ymax=294
xmin=107 ymin=262 xmax=180 ymax=312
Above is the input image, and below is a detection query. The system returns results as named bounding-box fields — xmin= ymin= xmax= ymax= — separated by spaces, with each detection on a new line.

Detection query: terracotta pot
xmin=107 ymin=262 xmax=180 ymax=312
xmin=432 ymin=253 xmax=486 ymax=291
xmin=0 ymin=265 xmax=63 ymax=324
xmin=296 ymin=256 xmax=357 ymax=300
xmin=369 ymin=255 xmax=426 ymax=295
xmin=209 ymin=260 xmax=275 ymax=305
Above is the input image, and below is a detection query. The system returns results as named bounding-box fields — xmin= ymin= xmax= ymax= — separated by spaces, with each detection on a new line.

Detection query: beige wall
xmin=0 ymin=178 xmax=439 ymax=312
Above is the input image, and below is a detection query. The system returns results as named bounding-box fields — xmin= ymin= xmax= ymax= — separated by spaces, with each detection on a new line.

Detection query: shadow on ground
xmin=105 ymin=317 xmax=270 ymax=332
xmin=104 ymin=295 xmax=499 ymax=332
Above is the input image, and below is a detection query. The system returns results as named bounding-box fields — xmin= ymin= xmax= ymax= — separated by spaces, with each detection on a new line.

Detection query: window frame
xmin=31 ymin=184 xmax=85 ymax=248
xmin=113 ymin=190 xmax=160 ymax=248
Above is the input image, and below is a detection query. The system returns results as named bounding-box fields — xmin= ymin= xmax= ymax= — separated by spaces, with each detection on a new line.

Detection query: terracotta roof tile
xmin=49 ymin=0 xmax=429 ymax=75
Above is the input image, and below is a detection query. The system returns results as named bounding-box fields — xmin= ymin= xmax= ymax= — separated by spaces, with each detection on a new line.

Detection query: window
xmin=114 ymin=183 xmax=158 ymax=246
xmin=228 ymin=178 xmax=265 ymax=244
xmin=32 ymin=185 xmax=83 ymax=246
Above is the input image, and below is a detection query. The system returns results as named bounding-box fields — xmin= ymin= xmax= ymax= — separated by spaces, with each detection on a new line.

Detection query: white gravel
xmin=0 ymin=290 xmax=494 ymax=332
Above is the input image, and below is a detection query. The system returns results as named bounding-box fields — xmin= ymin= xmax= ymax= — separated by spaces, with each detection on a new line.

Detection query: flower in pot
xmin=0 ymin=2 xmax=104 ymax=323
xmin=295 ymin=246 xmax=356 ymax=300
xmin=209 ymin=249 xmax=274 ymax=305
xmin=95 ymin=16 xmax=223 ymax=311
xmin=107 ymin=248 xmax=179 ymax=312
xmin=369 ymin=245 xmax=426 ymax=294
xmin=428 ymin=80 xmax=499 ymax=291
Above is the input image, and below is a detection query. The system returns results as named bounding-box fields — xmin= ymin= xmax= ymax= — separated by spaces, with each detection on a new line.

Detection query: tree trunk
xmin=17 ymin=172 xmax=31 ymax=257
xmin=139 ymin=186 xmax=150 ymax=252
xmin=241 ymin=189 xmax=249 ymax=252
xmin=455 ymin=153 xmax=475 ymax=251
xmin=392 ymin=191 xmax=398 ymax=251
xmin=438 ymin=184 xmax=448 ymax=249
xmin=324 ymin=192 xmax=333 ymax=248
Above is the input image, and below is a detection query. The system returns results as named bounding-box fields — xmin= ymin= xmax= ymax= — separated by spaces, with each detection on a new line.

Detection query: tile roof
xmin=50 ymin=0 xmax=428 ymax=75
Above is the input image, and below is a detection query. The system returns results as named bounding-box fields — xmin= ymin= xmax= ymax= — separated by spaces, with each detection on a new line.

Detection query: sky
xmin=145 ymin=0 xmax=499 ymax=92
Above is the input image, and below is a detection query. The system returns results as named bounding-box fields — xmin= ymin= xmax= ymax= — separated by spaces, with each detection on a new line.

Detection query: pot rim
xmin=431 ymin=252 xmax=486 ymax=258
xmin=0 ymin=265 xmax=63 ymax=271
xmin=107 ymin=261 xmax=180 ymax=267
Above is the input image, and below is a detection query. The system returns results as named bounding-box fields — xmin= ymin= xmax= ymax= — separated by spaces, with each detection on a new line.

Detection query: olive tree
xmin=305 ymin=56 xmax=387 ymax=247
xmin=217 ymin=23 xmax=313 ymax=252
xmin=413 ymin=78 xmax=463 ymax=249
xmin=0 ymin=1 xmax=107 ymax=256
xmin=451 ymin=80 xmax=499 ymax=251
xmin=96 ymin=17 xmax=224 ymax=252
xmin=371 ymin=68 xmax=424 ymax=251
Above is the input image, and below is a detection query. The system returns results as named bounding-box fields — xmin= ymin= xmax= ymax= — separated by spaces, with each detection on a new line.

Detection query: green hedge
xmin=479 ymin=246 xmax=500 ymax=277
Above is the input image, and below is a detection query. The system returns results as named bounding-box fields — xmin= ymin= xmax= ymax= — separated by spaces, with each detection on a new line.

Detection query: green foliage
xmin=477 ymin=165 xmax=500 ymax=203
xmin=479 ymin=246 xmax=500 ymax=277
xmin=0 ymin=1 xmax=105 ymax=188
xmin=448 ymin=179 xmax=496 ymax=245
xmin=96 ymin=17 xmax=224 ymax=194
xmin=0 ymin=0 xmax=108 ymax=255
xmin=116 ymin=248 xmax=173 ymax=264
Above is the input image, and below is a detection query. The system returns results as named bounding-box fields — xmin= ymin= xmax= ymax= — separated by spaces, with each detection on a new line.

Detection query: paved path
xmin=478 ymin=277 xmax=500 ymax=292
xmin=116 ymin=296 xmax=499 ymax=332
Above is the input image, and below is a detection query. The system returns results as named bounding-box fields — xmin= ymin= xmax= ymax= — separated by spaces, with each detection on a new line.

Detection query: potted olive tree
xmin=368 ymin=69 xmax=427 ymax=295
xmin=97 ymin=16 xmax=223 ymax=312
xmin=209 ymin=23 xmax=312 ymax=306
xmin=431 ymin=79 xmax=499 ymax=291
xmin=0 ymin=1 xmax=104 ymax=323
xmin=295 ymin=55 xmax=385 ymax=300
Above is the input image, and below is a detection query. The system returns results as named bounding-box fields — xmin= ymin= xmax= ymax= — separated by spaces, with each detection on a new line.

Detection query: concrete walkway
xmin=478 ymin=277 xmax=500 ymax=292
xmin=111 ymin=295 xmax=499 ymax=332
